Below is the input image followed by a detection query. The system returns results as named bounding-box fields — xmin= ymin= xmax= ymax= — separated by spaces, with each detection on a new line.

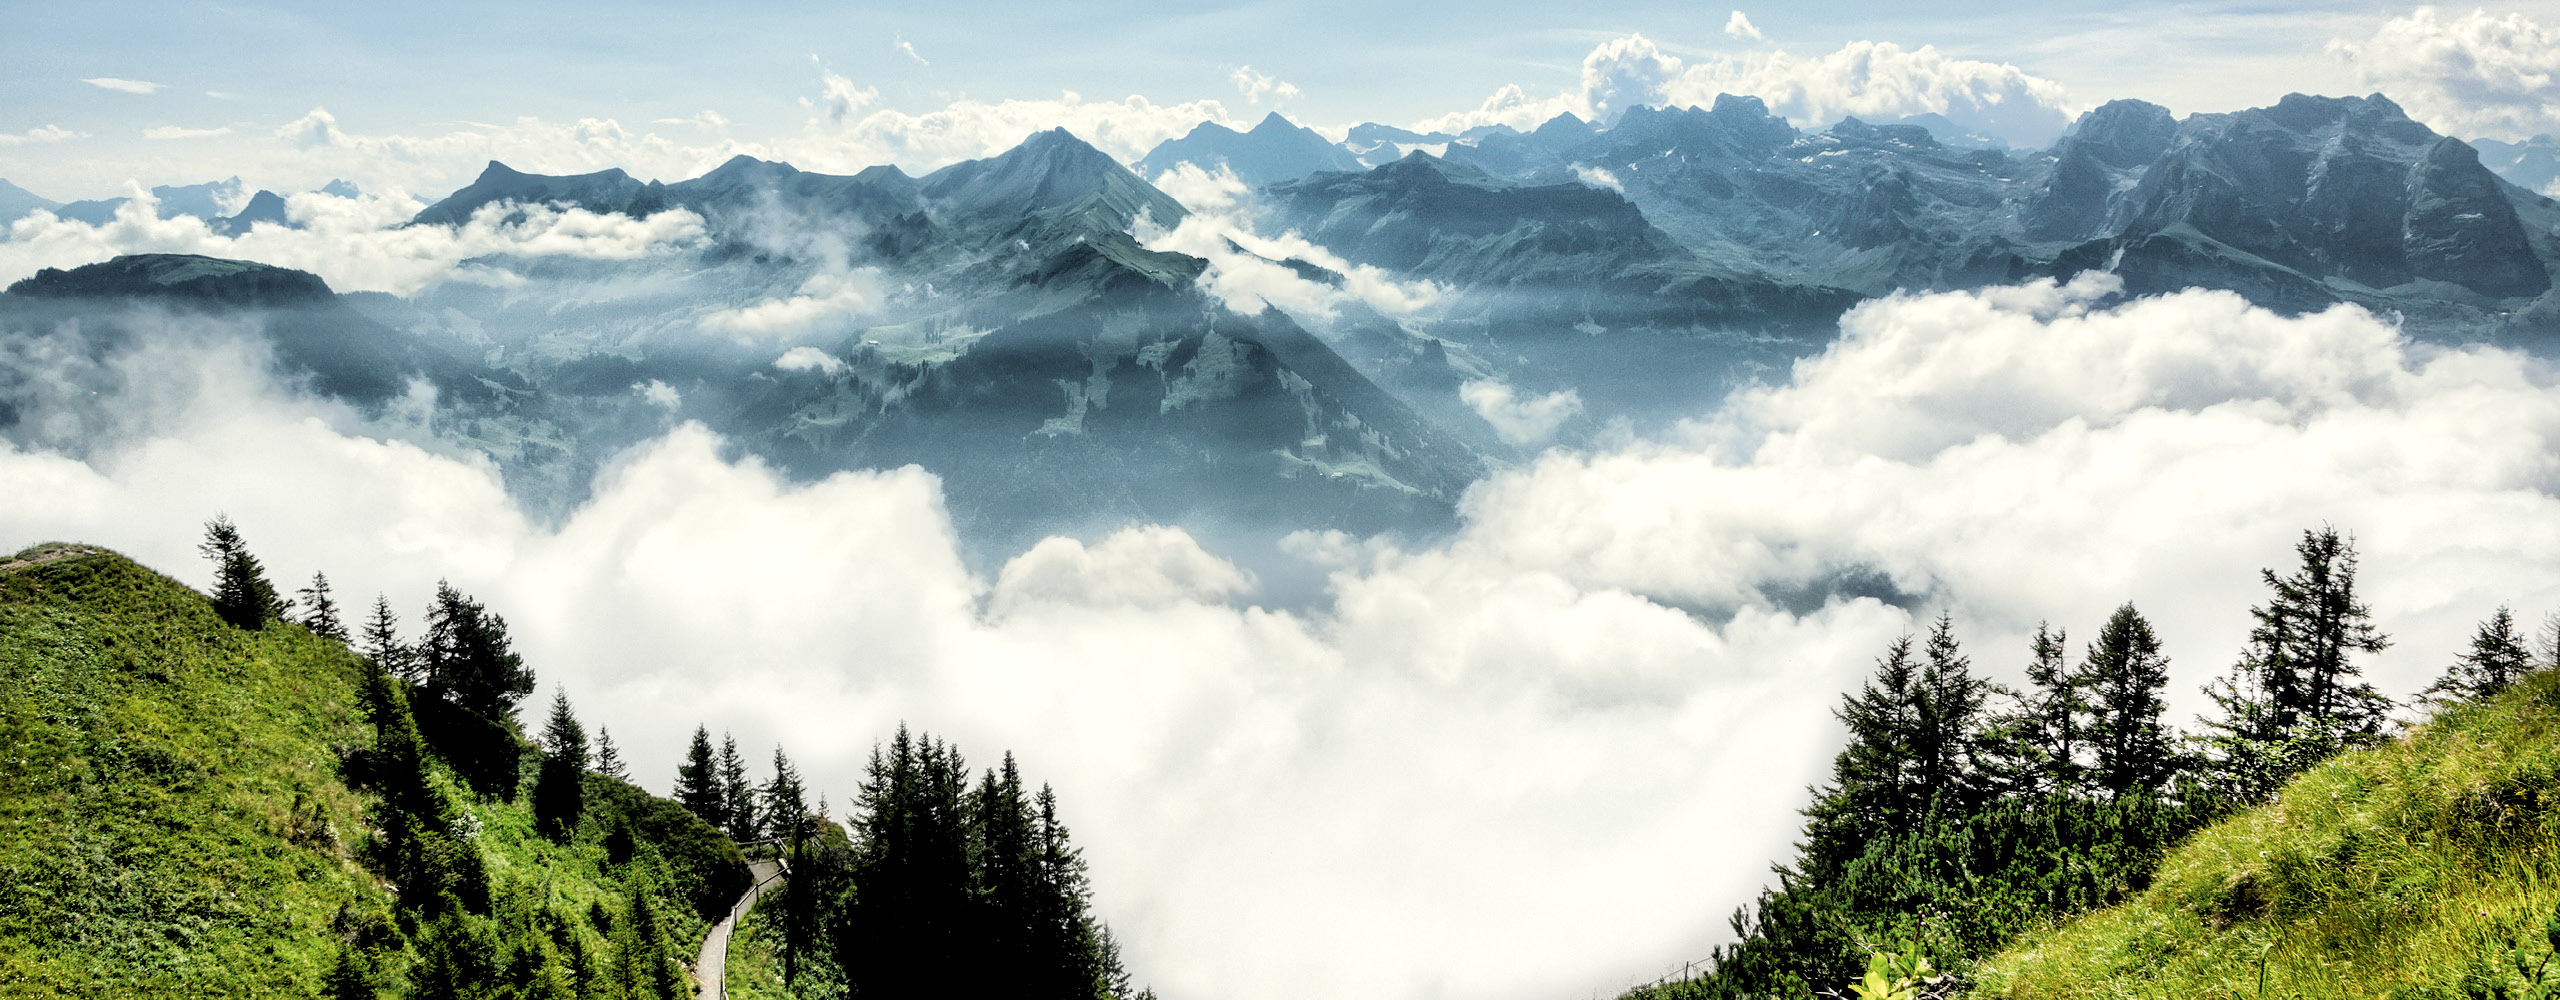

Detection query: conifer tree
xmin=2535 ymin=610 xmax=2560 ymax=670
xmin=1912 ymin=614 xmax=1992 ymax=811
xmin=764 ymin=746 xmax=807 ymax=841
xmin=720 ymin=732 xmax=760 ymax=842
xmin=420 ymin=581 xmax=534 ymax=721
xmin=2204 ymin=526 xmax=2395 ymax=800
xmin=531 ymin=688 xmax=588 ymax=841
xmin=360 ymin=595 xmax=416 ymax=681
xmin=2002 ymin=622 xmax=2086 ymax=795
xmin=675 ymin=726 xmax=725 ymax=828
xmin=2427 ymin=606 xmax=2534 ymax=704
xmin=595 ymin=728 xmax=628 ymax=781
xmin=297 ymin=571 xmax=348 ymax=644
xmin=1799 ymin=636 xmax=1921 ymax=881
xmin=199 ymin=514 xmax=289 ymax=630
xmin=2082 ymin=603 xmax=2175 ymax=799
xmin=608 ymin=878 xmax=683 ymax=1000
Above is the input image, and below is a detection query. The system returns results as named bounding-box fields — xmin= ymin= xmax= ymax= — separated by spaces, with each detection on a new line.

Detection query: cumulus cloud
xmin=1137 ymin=163 xmax=1443 ymax=321
xmin=1422 ymin=32 xmax=2074 ymax=147
xmin=2332 ymin=5 xmax=2560 ymax=140
xmin=0 ymin=124 xmax=86 ymax=146
xmin=1725 ymin=11 xmax=1765 ymax=42
xmin=634 ymin=380 xmax=681 ymax=409
xmin=1231 ymin=66 xmax=1302 ymax=105
xmin=810 ymin=63 xmax=881 ymax=125
xmin=1461 ymin=379 xmax=1586 ymax=445
xmin=0 ymin=186 xmax=708 ymax=296
xmin=82 ymin=76 xmax=164 ymax=95
xmin=990 ymin=526 xmax=1256 ymax=618
xmin=1570 ymin=163 xmax=1624 ymax=192
xmin=700 ymin=267 xmax=884 ymax=336
xmin=142 ymin=125 xmax=232 ymax=141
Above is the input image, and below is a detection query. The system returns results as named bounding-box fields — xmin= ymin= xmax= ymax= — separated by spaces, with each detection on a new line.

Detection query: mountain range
xmin=2 ymin=92 xmax=2556 ymax=561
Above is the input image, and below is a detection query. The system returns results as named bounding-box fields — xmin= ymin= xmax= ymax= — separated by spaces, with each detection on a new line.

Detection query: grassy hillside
xmin=0 ymin=542 xmax=740 ymax=999
xmin=1973 ymin=667 xmax=2560 ymax=999
xmin=0 ymin=543 xmax=388 ymax=996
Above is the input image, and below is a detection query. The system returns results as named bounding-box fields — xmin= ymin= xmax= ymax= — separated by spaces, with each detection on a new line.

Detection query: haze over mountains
xmin=3 ymin=90 xmax=2556 ymax=569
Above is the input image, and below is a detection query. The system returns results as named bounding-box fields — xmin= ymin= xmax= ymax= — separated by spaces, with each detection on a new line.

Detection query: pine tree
xmin=531 ymin=688 xmax=588 ymax=841
xmin=2427 ymin=606 xmax=2535 ymax=704
xmin=595 ymin=728 xmax=628 ymax=781
xmin=971 ymin=754 xmax=1038 ymax=992
xmin=199 ymin=514 xmax=289 ymax=630
xmin=675 ymin=726 xmax=724 ymax=828
xmin=420 ymin=581 xmax=534 ymax=722
xmin=720 ymin=732 xmax=760 ymax=842
xmin=1799 ymin=636 xmax=1922 ymax=881
xmin=297 ymin=571 xmax=348 ymax=644
xmin=764 ymin=746 xmax=807 ymax=841
xmin=1028 ymin=782 xmax=1103 ymax=999
xmin=2082 ymin=604 xmax=2175 ymax=799
xmin=2204 ymin=526 xmax=2395 ymax=800
xmin=360 ymin=595 xmax=416 ymax=681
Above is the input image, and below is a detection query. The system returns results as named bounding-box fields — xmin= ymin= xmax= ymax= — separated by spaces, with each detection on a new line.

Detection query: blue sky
xmin=1 ymin=1 xmax=2551 ymax=199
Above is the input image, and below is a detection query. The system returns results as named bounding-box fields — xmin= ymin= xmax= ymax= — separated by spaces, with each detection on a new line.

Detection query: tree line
xmin=196 ymin=515 xmax=1144 ymax=1000
xmin=1648 ymin=524 xmax=2552 ymax=998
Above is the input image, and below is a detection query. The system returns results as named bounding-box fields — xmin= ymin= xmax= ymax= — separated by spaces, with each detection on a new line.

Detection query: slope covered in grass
xmin=1975 ymin=667 xmax=2560 ymax=999
xmin=0 ymin=543 xmax=388 ymax=997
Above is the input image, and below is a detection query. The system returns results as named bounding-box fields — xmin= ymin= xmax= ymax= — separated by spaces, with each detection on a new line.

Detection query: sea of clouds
xmin=5 ymin=262 xmax=2557 ymax=1000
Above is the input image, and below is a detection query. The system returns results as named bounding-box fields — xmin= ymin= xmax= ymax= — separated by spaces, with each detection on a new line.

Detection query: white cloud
xmin=1231 ymin=66 xmax=1303 ymax=105
xmin=1570 ymin=163 xmax=1624 ymax=192
xmin=700 ymin=267 xmax=884 ymax=337
xmin=7 ymin=274 xmax=2560 ymax=1000
xmin=2331 ymin=5 xmax=2560 ymax=140
xmin=1422 ymin=32 xmax=2075 ymax=147
xmin=1136 ymin=163 xmax=1444 ymax=321
xmin=634 ymin=380 xmax=682 ymax=409
xmin=82 ymin=76 xmax=164 ymax=95
xmin=0 ymin=124 xmax=86 ymax=146
xmin=1725 ymin=11 xmax=1765 ymax=42
xmin=651 ymin=110 xmax=732 ymax=131
xmin=811 ymin=63 xmax=881 ymax=125
xmin=142 ymin=125 xmax=233 ymax=141
xmin=896 ymin=36 xmax=929 ymax=67
xmin=1461 ymin=379 xmax=1586 ymax=445
xmin=0 ymin=186 xmax=709 ymax=296
xmin=773 ymin=346 xmax=843 ymax=374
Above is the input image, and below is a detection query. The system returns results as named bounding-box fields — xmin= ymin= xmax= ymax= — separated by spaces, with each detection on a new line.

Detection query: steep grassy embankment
xmin=1975 ymin=668 xmax=2560 ymax=999
xmin=0 ymin=543 xmax=387 ymax=996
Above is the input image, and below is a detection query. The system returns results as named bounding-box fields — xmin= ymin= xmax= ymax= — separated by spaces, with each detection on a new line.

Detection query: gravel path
xmin=696 ymin=858 xmax=785 ymax=998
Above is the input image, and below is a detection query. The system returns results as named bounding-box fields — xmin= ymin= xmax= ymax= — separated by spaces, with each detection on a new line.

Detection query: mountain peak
xmin=5 ymin=253 xmax=336 ymax=307
xmin=1252 ymin=111 xmax=1298 ymax=133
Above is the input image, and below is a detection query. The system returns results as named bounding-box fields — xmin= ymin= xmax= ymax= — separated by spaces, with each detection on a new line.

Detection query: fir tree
xmin=297 ymin=571 xmax=348 ymax=644
xmin=531 ymin=688 xmax=588 ymax=841
xmin=360 ymin=595 xmax=416 ymax=681
xmin=720 ymin=732 xmax=760 ymax=842
xmin=199 ymin=514 xmax=289 ymax=630
xmin=764 ymin=746 xmax=807 ymax=841
xmin=2427 ymin=606 xmax=2534 ymax=704
xmin=1799 ymin=636 xmax=1922 ymax=881
xmin=2204 ymin=526 xmax=2395 ymax=800
xmin=594 ymin=727 xmax=628 ymax=781
xmin=2082 ymin=603 xmax=2175 ymax=799
xmin=420 ymin=581 xmax=534 ymax=722
xmin=1911 ymin=613 xmax=1992 ymax=811
xmin=675 ymin=726 xmax=725 ymax=829
xmin=2002 ymin=622 xmax=2086 ymax=796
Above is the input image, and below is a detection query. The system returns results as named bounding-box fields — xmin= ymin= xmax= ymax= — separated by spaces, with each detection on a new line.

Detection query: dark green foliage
xmin=798 ymin=725 xmax=1133 ymax=999
xmin=297 ymin=571 xmax=347 ymax=645
xmin=533 ymin=688 xmax=589 ymax=841
xmin=1992 ymin=623 xmax=2086 ymax=797
xmin=1801 ymin=636 xmax=1924 ymax=882
xmin=409 ymin=687 xmax=526 ymax=801
xmin=607 ymin=873 xmax=686 ymax=1000
xmin=321 ymin=943 xmax=379 ymax=1000
xmin=676 ymin=725 xmax=724 ymax=830
xmin=721 ymin=731 xmax=761 ymax=842
xmin=419 ymin=580 xmax=534 ymax=723
xmin=2203 ymin=526 xmax=2396 ymax=802
xmin=765 ymin=745 xmax=808 ymax=838
xmin=2083 ymin=604 xmax=2176 ymax=799
xmin=199 ymin=514 xmax=289 ymax=630
xmin=1913 ymin=614 xmax=1993 ymax=811
xmin=585 ymin=774 xmax=751 ymax=920
xmin=2432 ymin=606 xmax=2536 ymax=705
xmin=411 ymin=908 xmax=502 ymax=999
